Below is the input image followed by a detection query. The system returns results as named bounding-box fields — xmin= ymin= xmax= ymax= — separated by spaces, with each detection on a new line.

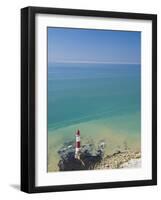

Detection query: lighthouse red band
xmin=75 ymin=129 xmax=80 ymax=159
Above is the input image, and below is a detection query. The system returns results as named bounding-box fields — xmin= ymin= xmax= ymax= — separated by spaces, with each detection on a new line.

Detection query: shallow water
xmin=47 ymin=63 xmax=141 ymax=172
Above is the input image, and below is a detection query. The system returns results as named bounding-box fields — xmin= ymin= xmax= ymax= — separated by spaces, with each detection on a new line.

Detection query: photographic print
xmin=21 ymin=7 xmax=157 ymax=193
xmin=47 ymin=28 xmax=141 ymax=172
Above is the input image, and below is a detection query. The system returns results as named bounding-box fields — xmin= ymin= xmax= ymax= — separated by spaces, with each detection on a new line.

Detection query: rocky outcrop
xmin=57 ymin=140 xmax=105 ymax=171
xmin=57 ymin=140 xmax=141 ymax=171
xmin=120 ymin=158 xmax=141 ymax=168
xmin=94 ymin=151 xmax=141 ymax=169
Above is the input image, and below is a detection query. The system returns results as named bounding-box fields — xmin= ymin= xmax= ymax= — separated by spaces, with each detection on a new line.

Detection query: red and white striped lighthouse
xmin=75 ymin=129 xmax=81 ymax=159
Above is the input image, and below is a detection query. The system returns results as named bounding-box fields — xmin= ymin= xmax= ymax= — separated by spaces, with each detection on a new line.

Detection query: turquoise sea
xmin=48 ymin=63 xmax=141 ymax=171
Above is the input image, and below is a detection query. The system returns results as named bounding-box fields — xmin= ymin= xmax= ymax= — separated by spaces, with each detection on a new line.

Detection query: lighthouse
xmin=75 ymin=129 xmax=81 ymax=159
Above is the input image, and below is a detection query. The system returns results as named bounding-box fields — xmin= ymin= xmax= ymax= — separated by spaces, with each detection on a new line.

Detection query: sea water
xmin=47 ymin=63 xmax=141 ymax=172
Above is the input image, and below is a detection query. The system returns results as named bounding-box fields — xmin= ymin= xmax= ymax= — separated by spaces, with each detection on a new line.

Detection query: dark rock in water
xmin=58 ymin=158 xmax=85 ymax=171
xmin=57 ymin=141 xmax=105 ymax=171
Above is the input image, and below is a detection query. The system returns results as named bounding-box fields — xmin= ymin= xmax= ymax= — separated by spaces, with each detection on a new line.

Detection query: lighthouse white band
xmin=75 ymin=147 xmax=80 ymax=152
xmin=76 ymin=136 xmax=80 ymax=142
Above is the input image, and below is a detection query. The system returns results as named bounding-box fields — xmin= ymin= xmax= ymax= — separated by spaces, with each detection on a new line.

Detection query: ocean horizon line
xmin=48 ymin=61 xmax=141 ymax=65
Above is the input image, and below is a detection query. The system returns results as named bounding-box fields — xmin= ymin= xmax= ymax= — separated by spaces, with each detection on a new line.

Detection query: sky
xmin=48 ymin=27 xmax=141 ymax=64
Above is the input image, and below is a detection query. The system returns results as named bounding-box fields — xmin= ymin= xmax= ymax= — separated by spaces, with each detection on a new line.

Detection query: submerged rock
xmin=57 ymin=141 xmax=105 ymax=171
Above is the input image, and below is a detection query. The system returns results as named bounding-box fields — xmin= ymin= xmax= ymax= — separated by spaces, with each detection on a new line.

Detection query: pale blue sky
xmin=48 ymin=27 xmax=141 ymax=64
